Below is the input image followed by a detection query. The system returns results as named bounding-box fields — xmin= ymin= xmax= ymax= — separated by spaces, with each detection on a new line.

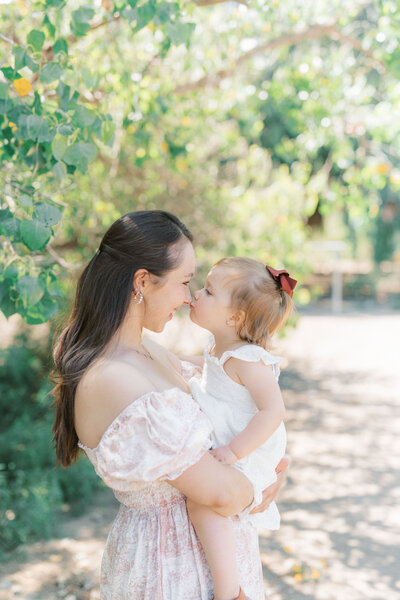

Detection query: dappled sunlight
xmin=260 ymin=311 xmax=400 ymax=599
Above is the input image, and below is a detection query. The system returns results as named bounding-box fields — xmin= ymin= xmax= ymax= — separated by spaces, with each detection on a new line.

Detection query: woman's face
xmin=141 ymin=239 xmax=196 ymax=332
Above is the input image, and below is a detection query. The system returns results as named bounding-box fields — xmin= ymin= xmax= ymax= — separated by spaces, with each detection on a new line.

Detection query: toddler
xmin=186 ymin=257 xmax=296 ymax=600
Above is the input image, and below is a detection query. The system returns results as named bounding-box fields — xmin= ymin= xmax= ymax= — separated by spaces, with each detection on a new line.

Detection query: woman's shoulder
xmin=75 ymin=357 xmax=156 ymax=449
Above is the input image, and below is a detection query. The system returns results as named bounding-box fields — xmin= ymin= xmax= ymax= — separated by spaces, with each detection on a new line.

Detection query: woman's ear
xmin=226 ymin=310 xmax=246 ymax=327
xmin=133 ymin=268 xmax=150 ymax=292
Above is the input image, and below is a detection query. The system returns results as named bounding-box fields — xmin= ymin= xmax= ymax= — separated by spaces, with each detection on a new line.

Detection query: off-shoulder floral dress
xmin=78 ymin=361 xmax=265 ymax=600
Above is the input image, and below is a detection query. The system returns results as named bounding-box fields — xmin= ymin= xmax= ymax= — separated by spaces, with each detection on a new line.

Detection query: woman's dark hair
xmin=52 ymin=210 xmax=193 ymax=467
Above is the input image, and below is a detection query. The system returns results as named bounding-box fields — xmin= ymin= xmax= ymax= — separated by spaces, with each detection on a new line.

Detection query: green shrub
xmin=0 ymin=332 xmax=100 ymax=555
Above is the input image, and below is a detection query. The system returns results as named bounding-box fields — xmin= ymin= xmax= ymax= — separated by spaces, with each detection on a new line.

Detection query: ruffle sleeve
xmin=78 ymin=388 xmax=213 ymax=491
xmin=220 ymin=344 xmax=281 ymax=379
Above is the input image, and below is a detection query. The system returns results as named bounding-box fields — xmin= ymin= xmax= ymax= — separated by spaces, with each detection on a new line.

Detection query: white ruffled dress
xmin=189 ymin=337 xmax=287 ymax=530
xmin=78 ymin=361 xmax=265 ymax=600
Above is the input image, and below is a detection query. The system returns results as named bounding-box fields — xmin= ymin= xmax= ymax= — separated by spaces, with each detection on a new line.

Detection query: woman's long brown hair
xmin=51 ymin=210 xmax=193 ymax=467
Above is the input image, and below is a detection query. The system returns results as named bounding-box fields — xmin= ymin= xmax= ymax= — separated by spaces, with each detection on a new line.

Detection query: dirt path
xmin=1 ymin=307 xmax=399 ymax=599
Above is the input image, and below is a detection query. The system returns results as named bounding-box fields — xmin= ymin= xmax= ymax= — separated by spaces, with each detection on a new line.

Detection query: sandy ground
xmin=1 ymin=304 xmax=399 ymax=599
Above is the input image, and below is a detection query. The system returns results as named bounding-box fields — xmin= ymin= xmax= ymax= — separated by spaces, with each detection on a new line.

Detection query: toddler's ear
xmin=226 ymin=310 xmax=246 ymax=327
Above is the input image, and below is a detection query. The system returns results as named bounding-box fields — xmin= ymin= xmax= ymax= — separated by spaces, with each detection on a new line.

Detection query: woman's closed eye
xmin=204 ymin=288 xmax=212 ymax=295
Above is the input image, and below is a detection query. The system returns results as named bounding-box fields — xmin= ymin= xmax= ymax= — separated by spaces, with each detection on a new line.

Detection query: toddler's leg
xmin=187 ymin=498 xmax=239 ymax=600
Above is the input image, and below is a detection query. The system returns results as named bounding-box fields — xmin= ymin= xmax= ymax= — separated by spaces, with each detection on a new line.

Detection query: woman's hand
xmin=249 ymin=456 xmax=290 ymax=514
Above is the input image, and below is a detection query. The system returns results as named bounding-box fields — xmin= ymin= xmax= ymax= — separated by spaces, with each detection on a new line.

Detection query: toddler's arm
xmin=212 ymin=359 xmax=285 ymax=464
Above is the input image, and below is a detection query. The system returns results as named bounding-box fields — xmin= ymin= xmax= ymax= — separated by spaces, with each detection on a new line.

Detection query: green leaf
xmin=51 ymin=133 xmax=68 ymax=160
xmin=0 ymin=280 xmax=17 ymax=318
xmin=32 ymin=91 xmax=42 ymax=114
xmin=24 ymin=53 xmax=39 ymax=73
xmin=155 ymin=1 xmax=179 ymax=24
xmin=71 ymin=6 xmax=95 ymax=37
xmin=27 ymin=30 xmax=45 ymax=53
xmin=39 ymin=62 xmax=63 ymax=84
xmin=23 ymin=295 xmax=59 ymax=324
xmin=53 ymin=38 xmax=68 ymax=56
xmin=53 ymin=161 xmax=67 ymax=181
xmin=21 ymin=219 xmax=52 ymax=251
xmin=0 ymin=209 xmax=19 ymax=239
xmin=101 ymin=119 xmax=116 ymax=144
xmin=35 ymin=203 xmax=62 ymax=226
xmin=56 ymin=81 xmax=71 ymax=111
xmin=26 ymin=115 xmax=53 ymax=142
xmin=12 ymin=47 xmax=26 ymax=71
xmin=63 ymin=141 xmax=97 ymax=167
xmin=20 ymin=194 xmax=33 ymax=209
xmin=135 ymin=0 xmax=156 ymax=30
xmin=3 ymin=264 xmax=20 ymax=281
xmin=1 ymin=67 xmax=15 ymax=81
xmin=165 ymin=22 xmax=196 ymax=46
xmin=81 ymin=67 xmax=98 ymax=90
xmin=16 ymin=276 xmax=45 ymax=308
xmin=0 ymin=82 xmax=9 ymax=99
xmin=43 ymin=15 xmax=56 ymax=37
xmin=71 ymin=106 xmax=96 ymax=128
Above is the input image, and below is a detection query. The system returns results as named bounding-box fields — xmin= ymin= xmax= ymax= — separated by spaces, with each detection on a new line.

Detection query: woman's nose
xmin=184 ymin=287 xmax=192 ymax=304
xmin=193 ymin=290 xmax=200 ymax=301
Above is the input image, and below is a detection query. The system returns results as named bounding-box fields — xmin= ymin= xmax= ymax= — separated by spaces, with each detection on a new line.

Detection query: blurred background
xmin=1 ymin=0 xmax=399 ymax=598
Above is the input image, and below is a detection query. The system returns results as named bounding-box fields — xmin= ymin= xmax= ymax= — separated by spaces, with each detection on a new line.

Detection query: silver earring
xmin=133 ymin=290 xmax=143 ymax=304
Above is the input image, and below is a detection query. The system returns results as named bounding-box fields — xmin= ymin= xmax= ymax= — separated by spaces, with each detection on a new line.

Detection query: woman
xmin=52 ymin=210 xmax=288 ymax=600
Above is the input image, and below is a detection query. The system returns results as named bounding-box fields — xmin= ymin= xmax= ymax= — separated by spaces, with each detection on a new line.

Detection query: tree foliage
xmin=1 ymin=0 xmax=400 ymax=322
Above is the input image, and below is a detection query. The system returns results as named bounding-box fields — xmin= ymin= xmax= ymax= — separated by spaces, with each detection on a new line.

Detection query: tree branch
xmin=46 ymin=244 xmax=82 ymax=271
xmin=0 ymin=32 xmax=17 ymax=45
xmin=196 ymin=0 xmax=248 ymax=6
xmin=173 ymin=23 xmax=385 ymax=95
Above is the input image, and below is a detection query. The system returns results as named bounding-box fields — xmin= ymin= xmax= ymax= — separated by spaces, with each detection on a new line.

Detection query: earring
xmin=133 ymin=290 xmax=143 ymax=304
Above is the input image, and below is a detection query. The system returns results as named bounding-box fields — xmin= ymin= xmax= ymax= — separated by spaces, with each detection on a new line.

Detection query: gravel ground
xmin=1 ymin=305 xmax=399 ymax=599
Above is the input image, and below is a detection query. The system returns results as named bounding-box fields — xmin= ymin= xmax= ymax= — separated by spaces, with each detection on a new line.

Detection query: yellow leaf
xmin=293 ymin=573 xmax=303 ymax=582
xmin=283 ymin=546 xmax=292 ymax=553
xmin=147 ymin=22 xmax=155 ymax=32
xmin=293 ymin=565 xmax=302 ymax=573
xmin=9 ymin=121 xmax=18 ymax=132
xmin=373 ymin=163 xmax=390 ymax=175
xmin=312 ymin=569 xmax=321 ymax=579
xmin=161 ymin=141 xmax=169 ymax=152
xmin=176 ymin=158 xmax=187 ymax=172
xmin=13 ymin=78 xmax=31 ymax=97
xmin=182 ymin=116 xmax=192 ymax=127
xmin=369 ymin=204 xmax=379 ymax=218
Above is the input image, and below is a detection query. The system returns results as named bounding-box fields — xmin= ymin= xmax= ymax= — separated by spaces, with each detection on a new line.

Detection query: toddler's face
xmin=190 ymin=266 xmax=233 ymax=334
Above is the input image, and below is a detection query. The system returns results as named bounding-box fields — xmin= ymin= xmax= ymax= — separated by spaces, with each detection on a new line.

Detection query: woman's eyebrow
xmin=184 ymin=272 xmax=194 ymax=278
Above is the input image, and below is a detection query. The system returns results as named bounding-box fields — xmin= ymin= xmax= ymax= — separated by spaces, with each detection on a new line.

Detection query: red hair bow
xmin=265 ymin=265 xmax=297 ymax=298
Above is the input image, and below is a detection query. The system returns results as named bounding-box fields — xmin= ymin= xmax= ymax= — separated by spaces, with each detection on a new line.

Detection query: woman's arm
xmin=167 ymin=451 xmax=253 ymax=517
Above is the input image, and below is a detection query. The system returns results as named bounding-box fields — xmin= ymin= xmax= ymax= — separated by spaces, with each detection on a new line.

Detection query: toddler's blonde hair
xmin=215 ymin=257 xmax=295 ymax=349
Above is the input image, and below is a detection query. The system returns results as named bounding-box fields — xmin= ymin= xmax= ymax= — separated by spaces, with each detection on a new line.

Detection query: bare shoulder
xmin=75 ymin=358 xmax=155 ymax=448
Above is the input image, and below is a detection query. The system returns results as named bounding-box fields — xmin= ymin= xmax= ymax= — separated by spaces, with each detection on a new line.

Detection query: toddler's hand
xmin=210 ymin=445 xmax=238 ymax=465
